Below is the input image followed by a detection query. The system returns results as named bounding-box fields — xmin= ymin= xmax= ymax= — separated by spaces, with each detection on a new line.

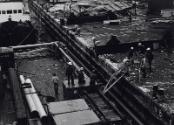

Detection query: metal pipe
xmin=19 ymin=75 xmax=39 ymax=118
xmin=25 ymin=79 xmax=47 ymax=120
xmin=12 ymin=41 xmax=58 ymax=50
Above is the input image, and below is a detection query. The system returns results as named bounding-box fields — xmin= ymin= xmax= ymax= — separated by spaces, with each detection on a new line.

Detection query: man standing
xmin=66 ymin=62 xmax=75 ymax=86
xmin=128 ymin=46 xmax=134 ymax=59
xmin=145 ymin=48 xmax=154 ymax=72
xmin=140 ymin=56 xmax=147 ymax=78
xmin=92 ymin=37 xmax=97 ymax=57
xmin=90 ymin=70 xmax=97 ymax=86
xmin=52 ymin=73 xmax=59 ymax=99
xmin=137 ymin=42 xmax=145 ymax=54
xmin=128 ymin=12 xmax=132 ymax=22
xmin=78 ymin=67 xmax=85 ymax=85
xmin=132 ymin=1 xmax=137 ymax=15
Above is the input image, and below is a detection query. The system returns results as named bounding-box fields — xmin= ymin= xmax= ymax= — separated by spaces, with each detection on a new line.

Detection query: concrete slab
xmin=48 ymin=99 xmax=89 ymax=115
xmin=53 ymin=110 xmax=100 ymax=125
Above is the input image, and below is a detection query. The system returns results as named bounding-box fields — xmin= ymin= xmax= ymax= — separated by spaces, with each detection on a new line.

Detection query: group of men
xmin=65 ymin=62 xmax=87 ymax=86
xmin=128 ymin=43 xmax=154 ymax=78
xmin=52 ymin=61 xmax=95 ymax=99
xmin=51 ymin=61 xmax=76 ymax=100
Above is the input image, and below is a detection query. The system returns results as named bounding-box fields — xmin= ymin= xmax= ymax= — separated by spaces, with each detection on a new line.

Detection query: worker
xmin=90 ymin=70 xmax=97 ymax=86
xmin=90 ymin=70 xmax=97 ymax=91
xmin=60 ymin=18 xmax=65 ymax=25
xmin=92 ymin=37 xmax=97 ymax=57
xmin=52 ymin=73 xmax=59 ymax=99
xmin=78 ymin=67 xmax=85 ymax=85
xmin=76 ymin=27 xmax=81 ymax=35
xmin=74 ymin=25 xmax=80 ymax=35
xmin=145 ymin=48 xmax=154 ymax=72
xmin=137 ymin=42 xmax=145 ymax=54
xmin=132 ymin=1 xmax=137 ymax=15
xmin=128 ymin=12 xmax=132 ymax=22
xmin=66 ymin=62 xmax=75 ymax=86
xmin=140 ymin=56 xmax=147 ymax=78
xmin=128 ymin=46 xmax=134 ymax=59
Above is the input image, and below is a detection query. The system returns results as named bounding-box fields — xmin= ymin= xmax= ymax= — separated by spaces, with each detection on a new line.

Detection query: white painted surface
xmin=19 ymin=75 xmax=38 ymax=115
xmin=0 ymin=2 xmax=30 ymax=23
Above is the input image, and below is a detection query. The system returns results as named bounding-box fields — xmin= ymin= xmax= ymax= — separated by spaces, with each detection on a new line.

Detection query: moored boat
xmin=0 ymin=0 xmax=37 ymax=47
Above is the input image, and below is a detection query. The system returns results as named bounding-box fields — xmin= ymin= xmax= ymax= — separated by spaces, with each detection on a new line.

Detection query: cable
xmin=17 ymin=28 xmax=35 ymax=45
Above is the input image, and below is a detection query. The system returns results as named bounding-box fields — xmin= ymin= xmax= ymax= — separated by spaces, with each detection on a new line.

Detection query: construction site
xmin=1 ymin=0 xmax=174 ymax=125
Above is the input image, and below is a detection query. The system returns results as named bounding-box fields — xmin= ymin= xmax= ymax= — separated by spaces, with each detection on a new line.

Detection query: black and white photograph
xmin=0 ymin=0 xmax=174 ymax=125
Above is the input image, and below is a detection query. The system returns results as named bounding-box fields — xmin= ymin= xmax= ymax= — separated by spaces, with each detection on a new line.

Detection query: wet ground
xmin=15 ymin=49 xmax=66 ymax=102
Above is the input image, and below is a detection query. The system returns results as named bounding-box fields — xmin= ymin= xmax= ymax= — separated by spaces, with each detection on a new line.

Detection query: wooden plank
xmin=8 ymin=68 xmax=27 ymax=121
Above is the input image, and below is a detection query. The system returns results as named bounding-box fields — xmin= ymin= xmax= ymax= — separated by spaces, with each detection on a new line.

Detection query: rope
xmin=17 ymin=28 xmax=35 ymax=45
xmin=103 ymin=72 xmax=125 ymax=94
xmin=103 ymin=70 xmax=121 ymax=93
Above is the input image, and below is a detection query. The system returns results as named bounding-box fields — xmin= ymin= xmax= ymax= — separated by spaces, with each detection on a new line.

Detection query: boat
xmin=0 ymin=0 xmax=37 ymax=47
xmin=0 ymin=1 xmax=30 ymax=23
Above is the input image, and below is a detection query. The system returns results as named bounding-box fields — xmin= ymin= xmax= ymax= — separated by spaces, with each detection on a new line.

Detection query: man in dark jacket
xmin=145 ymin=48 xmax=154 ymax=72
xmin=78 ymin=67 xmax=85 ymax=85
xmin=138 ymin=42 xmax=145 ymax=54
xmin=128 ymin=46 xmax=134 ymax=59
xmin=66 ymin=62 xmax=75 ymax=86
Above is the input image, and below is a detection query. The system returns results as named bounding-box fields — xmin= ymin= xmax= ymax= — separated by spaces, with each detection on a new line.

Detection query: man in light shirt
xmin=52 ymin=73 xmax=59 ymax=99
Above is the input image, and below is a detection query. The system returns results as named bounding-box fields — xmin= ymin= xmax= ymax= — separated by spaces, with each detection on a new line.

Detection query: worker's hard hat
xmin=92 ymin=37 xmax=96 ymax=41
xmin=68 ymin=62 xmax=72 ymax=65
xmin=130 ymin=47 xmax=134 ymax=50
xmin=79 ymin=67 xmax=84 ymax=71
xmin=138 ymin=42 xmax=142 ymax=46
xmin=146 ymin=48 xmax=151 ymax=51
xmin=123 ymin=57 xmax=129 ymax=63
xmin=75 ymin=24 xmax=78 ymax=27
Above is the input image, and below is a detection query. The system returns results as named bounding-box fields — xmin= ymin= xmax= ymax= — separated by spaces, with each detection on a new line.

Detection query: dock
xmin=1 ymin=0 xmax=174 ymax=125
xmin=28 ymin=0 xmax=174 ymax=124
